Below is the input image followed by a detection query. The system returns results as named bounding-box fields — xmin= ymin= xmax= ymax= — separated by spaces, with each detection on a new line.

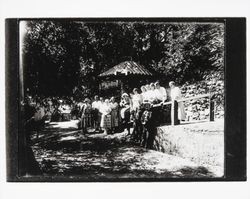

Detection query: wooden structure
xmin=98 ymin=61 xmax=154 ymax=98
xmin=152 ymin=93 xmax=215 ymax=125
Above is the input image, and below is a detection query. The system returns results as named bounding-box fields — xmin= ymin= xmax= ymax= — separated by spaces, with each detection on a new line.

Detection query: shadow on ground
xmin=31 ymin=121 xmax=216 ymax=179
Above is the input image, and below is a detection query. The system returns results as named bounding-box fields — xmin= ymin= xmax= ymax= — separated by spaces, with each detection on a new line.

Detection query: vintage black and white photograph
xmin=9 ymin=19 xmax=227 ymax=181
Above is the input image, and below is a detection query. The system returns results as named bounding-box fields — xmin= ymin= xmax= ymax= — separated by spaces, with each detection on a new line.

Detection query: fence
xmin=152 ymin=93 xmax=215 ymax=126
xmin=78 ymin=93 xmax=215 ymax=129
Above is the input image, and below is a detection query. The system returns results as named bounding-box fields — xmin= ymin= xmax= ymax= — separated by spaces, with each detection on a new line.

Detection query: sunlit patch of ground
xmin=31 ymin=120 xmax=218 ymax=179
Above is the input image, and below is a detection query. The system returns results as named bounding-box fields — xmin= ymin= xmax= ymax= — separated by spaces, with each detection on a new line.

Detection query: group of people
xmin=24 ymin=96 xmax=80 ymax=123
xmin=23 ymin=95 xmax=80 ymax=139
xmin=119 ymin=80 xmax=185 ymax=124
xmin=79 ymin=81 xmax=167 ymax=135
xmin=79 ymin=81 xmax=186 ymax=148
xmin=118 ymin=81 xmax=185 ymax=148
xmin=24 ymin=81 xmax=186 ymax=148
xmin=79 ymin=96 xmax=120 ymax=134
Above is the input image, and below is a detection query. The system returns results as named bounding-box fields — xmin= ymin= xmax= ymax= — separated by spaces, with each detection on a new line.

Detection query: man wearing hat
xmin=81 ymin=98 xmax=92 ymax=133
xmin=91 ymin=95 xmax=101 ymax=130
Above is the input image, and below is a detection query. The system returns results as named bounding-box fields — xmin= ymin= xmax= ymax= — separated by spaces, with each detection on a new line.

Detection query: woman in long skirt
xmin=109 ymin=97 xmax=119 ymax=133
xmin=99 ymin=99 xmax=112 ymax=134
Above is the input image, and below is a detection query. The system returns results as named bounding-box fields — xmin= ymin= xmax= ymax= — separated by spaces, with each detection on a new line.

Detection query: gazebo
xmin=98 ymin=61 xmax=155 ymax=98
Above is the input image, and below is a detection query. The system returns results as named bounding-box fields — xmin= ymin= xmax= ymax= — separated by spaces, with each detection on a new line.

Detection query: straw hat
xmin=84 ymin=98 xmax=91 ymax=103
xmin=122 ymin=93 xmax=129 ymax=98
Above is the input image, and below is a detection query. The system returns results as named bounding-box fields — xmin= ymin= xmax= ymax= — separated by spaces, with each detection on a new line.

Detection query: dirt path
xmin=31 ymin=120 xmax=216 ymax=179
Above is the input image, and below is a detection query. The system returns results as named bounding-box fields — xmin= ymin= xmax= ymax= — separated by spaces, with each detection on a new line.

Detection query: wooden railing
xmin=78 ymin=93 xmax=215 ymax=129
xmin=152 ymin=93 xmax=215 ymax=126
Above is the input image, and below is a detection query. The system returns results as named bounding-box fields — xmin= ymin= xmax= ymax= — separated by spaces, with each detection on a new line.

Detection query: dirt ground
xmin=31 ymin=120 xmax=219 ymax=179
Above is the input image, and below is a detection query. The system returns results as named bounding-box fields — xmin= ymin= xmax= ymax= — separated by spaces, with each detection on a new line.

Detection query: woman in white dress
xmin=143 ymin=84 xmax=151 ymax=103
xmin=154 ymin=82 xmax=167 ymax=103
xmin=169 ymin=81 xmax=186 ymax=121
xmin=120 ymin=93 xmax=131 ymax=120
xmin=140 ymin=85 xmax=147 ymax=102
xmin=148 ymin=83 xmax=158 ymax=103
xmin=99 ymin=99 xmax=112 ymax=134
xmin=131 ymin=88 xmax=143 ymax=112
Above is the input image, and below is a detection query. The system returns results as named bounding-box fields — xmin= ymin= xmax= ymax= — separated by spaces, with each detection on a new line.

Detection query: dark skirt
xmin=51 ymin=110 xmax=62 ymax=122
xmin=102 ymin=114 xmax=111 ymax=129
xmin=92 ymin=109 xmax=99 ymax=121
xmin=82 ymin=113 xmax=92 ymax=129
xmin=110 ymin=109 xmax=119 ymax=128
xmin=81 ymin=106 xmax=93 ymax=129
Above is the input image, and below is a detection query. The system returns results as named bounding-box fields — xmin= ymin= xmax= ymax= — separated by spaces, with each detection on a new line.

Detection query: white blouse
xmin=99 ymin=103 xmax=111 ymax=115
xmin=170 ymin=87 xmax=182 ymax=101
xmin=131 ymin=94 xmax=142 ymax=110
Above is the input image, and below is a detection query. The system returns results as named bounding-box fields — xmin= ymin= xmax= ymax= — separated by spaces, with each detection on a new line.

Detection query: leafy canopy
xmin=23 ymin=21 xmax=224 ymax=97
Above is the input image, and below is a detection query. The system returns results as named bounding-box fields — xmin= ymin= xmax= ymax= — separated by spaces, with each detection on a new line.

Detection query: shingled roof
xmin=99 ymin=61 xmax=153 ymax=77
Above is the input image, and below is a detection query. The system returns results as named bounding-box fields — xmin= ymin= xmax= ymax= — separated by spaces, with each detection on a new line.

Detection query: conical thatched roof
xmin=99 ymin=61 xmax=153 ymax=77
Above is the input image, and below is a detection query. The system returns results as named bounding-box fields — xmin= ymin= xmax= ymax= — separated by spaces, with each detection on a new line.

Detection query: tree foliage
xmin=23 ymin=21 xmax=224 ymax=97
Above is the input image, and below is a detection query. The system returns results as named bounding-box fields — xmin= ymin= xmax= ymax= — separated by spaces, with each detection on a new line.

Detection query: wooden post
xmin=171 ymin=100 xmax=179 ymax=125
xmin=209 ymin=99 xmax=215 ymax=122
xmin=119 ymin=79 xmax=123 ymax=95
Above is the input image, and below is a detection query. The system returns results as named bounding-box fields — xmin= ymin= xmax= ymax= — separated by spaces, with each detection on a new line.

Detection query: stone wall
xmin=180 ymin=79 xmax=224 ymax=121
xmin=153 ymin=120 xmax=224 ymax=176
